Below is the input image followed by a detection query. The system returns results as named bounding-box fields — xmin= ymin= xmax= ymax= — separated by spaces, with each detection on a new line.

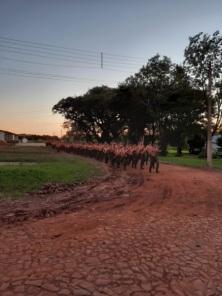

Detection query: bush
xmin=188 ymin=134 xmax=205 ymax=155
xmin=217 ymin=136 xmax=222 ymax=148
xmin=198 ymin=150 xmax=206 ymax=159
xmin=198 ymin=150 xmax=221 ymax=159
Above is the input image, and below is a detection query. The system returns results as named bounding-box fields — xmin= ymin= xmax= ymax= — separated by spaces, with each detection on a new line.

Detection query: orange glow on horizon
xmin=0 ymin=113 xmax=64 ymax=137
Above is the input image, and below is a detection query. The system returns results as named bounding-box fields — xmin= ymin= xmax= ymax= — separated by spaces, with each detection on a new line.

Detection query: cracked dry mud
xmin=0 ymin=164 xmax=222 ymax=295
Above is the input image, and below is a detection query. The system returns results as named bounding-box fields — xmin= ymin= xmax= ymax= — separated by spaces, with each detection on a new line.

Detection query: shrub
xmin=199 ymin=149 xmax=221 ymax=159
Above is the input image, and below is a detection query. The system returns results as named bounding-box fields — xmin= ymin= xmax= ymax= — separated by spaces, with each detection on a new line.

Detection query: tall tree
xmin=52 ymin=86 xmax=124 ymax=143
xmin=184 ymin=31 xmax=222 ymax=167
xmin=124 ymin=54 xmax=174 ymax=151
xmin=166 ymin=65 xmax=205 ymax=156
xmin=113 ymin=84 xmax=148 ymax=144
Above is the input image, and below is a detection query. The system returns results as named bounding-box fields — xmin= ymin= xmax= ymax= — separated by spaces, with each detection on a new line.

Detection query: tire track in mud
xmin=0 ymin=167 xmax=145 ymax=224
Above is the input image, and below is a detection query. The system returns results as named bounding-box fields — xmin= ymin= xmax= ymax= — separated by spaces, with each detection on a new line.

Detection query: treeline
xmin=18 ymin=134 xmax=59 ymax=142
xmin=53 ymin=32 xmax=222 ymax=158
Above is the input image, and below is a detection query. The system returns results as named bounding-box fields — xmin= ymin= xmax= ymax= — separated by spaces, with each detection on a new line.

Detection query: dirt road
xmin=0 ymin=164 xmax=222 ymax=295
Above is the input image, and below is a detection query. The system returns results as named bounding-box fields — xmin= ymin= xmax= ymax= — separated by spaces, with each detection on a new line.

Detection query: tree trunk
xmin=159 ymin=127 xmax=168 ymax=156
xmin=207 ymin=65 xmax=213 ymax=168
xmin=176 ymin=146 xmax=182 ymax=157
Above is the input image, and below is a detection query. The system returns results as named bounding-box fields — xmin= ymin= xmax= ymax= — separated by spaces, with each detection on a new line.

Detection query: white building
xmin=0 ymin=130 xmax=19 ymax=142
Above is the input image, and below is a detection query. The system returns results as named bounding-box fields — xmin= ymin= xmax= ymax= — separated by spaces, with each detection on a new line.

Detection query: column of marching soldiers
xmin=47 ymin=142 xmax=160 ymax=173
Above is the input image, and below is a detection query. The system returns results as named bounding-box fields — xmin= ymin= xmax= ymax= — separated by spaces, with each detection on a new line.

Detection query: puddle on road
xmin=0 ymin=162 xmax=37 ymax=166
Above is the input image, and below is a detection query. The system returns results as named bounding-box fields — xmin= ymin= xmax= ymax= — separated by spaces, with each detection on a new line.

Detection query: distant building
xmin=0 ymin=130 xmax=19 ymax=143
xmin=21 ymin=137 xmax=28 ymax=143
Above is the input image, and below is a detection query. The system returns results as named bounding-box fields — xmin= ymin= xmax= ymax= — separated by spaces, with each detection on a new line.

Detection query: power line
xmin=0 ymin=56 xmax=134 ymax=74
xmin=0 ymin=36 xmax=99 ymax=55
xmin=0 ymin=40 xmax=99 ymax=60
xmin=0 ymin=36 xmax=143 ymax=85
xmin=0 ymin=72 xmax=115 ymax=85
xmin=0 ymin=56 xmax=99 ymax=70
xmin=0 ymin=71 xmax=92 ymax=83
xmin=0 ymin=45 xmax=99 ymax=65
xmin=103 ymin=52 xmax=145 ymax=62
xmin=0 ymin=47 xmax=139 ymax=70
xmin=0 ymin=44 xmax=141 ymax=68
xmin=0 ymin=36 xmax=146 ymax=62
xmin=0 ymin=37 xmax=146 ymax=80
xmin=0 ymin=41 xmax=100 ymax=61
xmin=0 ymin=36 xmax=145 ymax=69
xmin=0 ymin=67 xmax=118 ymax=84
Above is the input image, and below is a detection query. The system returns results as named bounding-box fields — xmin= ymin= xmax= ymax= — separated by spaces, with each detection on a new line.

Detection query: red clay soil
xmin=0 ymin=164 xmax=222 ymax=295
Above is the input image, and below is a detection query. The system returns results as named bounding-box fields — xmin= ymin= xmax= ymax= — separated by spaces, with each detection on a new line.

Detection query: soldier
xmin=149 ymin=145 xmax=159 ymax=173
xmin=51 ymin=141 xmax=160 ymax=173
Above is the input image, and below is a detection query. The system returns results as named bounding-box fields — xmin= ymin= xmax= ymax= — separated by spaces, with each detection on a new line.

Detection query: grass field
xmin=160 ymin=149 xmax=222 ymax=170
xmin=0 ymin=145 xmax=101 ymax=199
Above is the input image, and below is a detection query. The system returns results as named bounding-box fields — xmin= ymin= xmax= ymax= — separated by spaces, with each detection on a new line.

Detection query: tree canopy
xmin=53 ymin=31 xmax=222 ymax=160
xmin=184 ymin=30 xmax=222 ymax=166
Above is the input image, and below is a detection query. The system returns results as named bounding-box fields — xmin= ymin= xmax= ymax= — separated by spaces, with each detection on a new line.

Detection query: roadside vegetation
xmin=0 ymin=145 xmax=101 ymax=199
xmin=160 ymin=148 xmax=222 ymax=170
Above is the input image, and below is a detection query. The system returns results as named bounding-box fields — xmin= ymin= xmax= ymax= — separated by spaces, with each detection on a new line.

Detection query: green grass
xmin=160 ymin=148 xmax=222 ymax=170
xmin=0 ymin=145 xmax=101 ymax=199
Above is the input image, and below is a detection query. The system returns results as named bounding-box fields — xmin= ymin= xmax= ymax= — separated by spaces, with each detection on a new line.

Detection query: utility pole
xmin=207 ymin=62 xmax=213 ymax=168
xmin=100 ymin=52 xmax=103 ymax=69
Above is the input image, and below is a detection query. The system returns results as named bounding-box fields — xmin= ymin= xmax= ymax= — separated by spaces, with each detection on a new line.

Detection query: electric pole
xmin=100 ymin=52 xmax=103 ymax=69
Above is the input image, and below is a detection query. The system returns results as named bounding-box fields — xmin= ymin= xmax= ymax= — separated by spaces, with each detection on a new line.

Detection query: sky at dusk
xmin=0 ymin=0 xmax=222 ymax=136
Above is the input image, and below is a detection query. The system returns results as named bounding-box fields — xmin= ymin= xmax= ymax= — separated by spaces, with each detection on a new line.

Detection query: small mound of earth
xmin=37 ymin=182 xmax=79 ymax=194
